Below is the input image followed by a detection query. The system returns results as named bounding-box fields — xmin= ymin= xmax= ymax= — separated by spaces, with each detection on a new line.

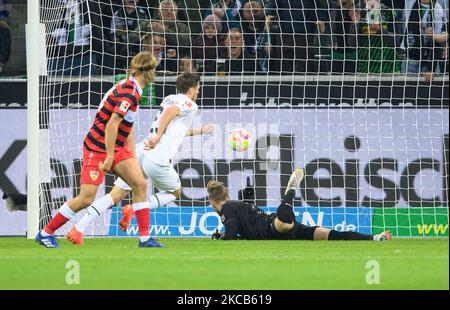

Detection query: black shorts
xmin=270 ymin=220 xmax=318 ymax=240
xmin=292 ymin=223 xmax=319 ymax=240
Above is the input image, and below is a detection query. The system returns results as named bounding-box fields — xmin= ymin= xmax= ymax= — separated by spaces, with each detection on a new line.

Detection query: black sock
xmin=282 ymin=189 xmax=296 ymax=206
xmin=328 ymin=230 xmax=374 ymax=241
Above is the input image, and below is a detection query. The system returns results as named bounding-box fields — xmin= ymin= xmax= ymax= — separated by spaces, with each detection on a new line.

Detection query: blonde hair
xmin=207 ymin=180 xmax=229 ymax=202
xmin=130 ymin=51 xmax=157 ymax=84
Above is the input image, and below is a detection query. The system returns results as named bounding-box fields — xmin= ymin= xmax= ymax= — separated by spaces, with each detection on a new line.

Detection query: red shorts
xmin=80 ymin=147 xmax=134 ymax=185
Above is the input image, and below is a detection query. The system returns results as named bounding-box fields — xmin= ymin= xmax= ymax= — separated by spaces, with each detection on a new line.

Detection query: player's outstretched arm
xmin=186 ymin=123 xmax=215 ymax=136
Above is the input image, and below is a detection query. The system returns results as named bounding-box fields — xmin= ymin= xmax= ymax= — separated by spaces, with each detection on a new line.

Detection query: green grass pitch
xmin=0 ymin=237 xmax=448 ymax=290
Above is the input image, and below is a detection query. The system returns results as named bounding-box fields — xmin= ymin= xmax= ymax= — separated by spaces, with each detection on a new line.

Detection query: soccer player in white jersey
xmin=66 ymin=72 xmax=214 ymax=245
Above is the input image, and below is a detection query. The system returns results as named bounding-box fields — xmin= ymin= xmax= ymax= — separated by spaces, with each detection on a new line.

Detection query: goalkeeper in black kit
xmin=208 ymin=168 xmax=391 ymax=241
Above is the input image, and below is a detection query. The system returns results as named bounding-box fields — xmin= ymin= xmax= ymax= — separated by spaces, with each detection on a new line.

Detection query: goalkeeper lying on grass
xmin=208 ymin=168 xmax=391 ymax=241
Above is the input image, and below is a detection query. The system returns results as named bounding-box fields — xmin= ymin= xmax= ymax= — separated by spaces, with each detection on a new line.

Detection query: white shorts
xmin=114 ymin=157 xmax=181 ymax=193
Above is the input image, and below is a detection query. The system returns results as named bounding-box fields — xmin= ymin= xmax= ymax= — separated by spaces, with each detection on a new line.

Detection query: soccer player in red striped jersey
xmin=36 ymin=51 xmax=161 ymax=248
xmin=66 ymin=73 xmax=215 ymax=245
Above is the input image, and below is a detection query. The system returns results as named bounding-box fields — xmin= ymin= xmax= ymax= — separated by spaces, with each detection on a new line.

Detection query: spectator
xmin=140 ymin=19 xmax=165 ymax=38
xmin=276 ymin=0 xmax=327 ymax=73
xmin=95 ymin=1 xmax=117 ymax=75
xmin=47 ymin=0 xmax=102 ymax=76
xmin=112 ymin=32 xmax=161 ymax=107
xmin=240 ymin=0 xmax=280 ymax=72
xmin=436 ymin=0 xmax=449 ymax=21
xmin=221 ymin=28 xmax=257 ymax=74
xmin=142 ymin=32 xmax=170 ymax=72
xmin=155 ymin=0 xmax=191 ymax=66
xmin=140 ymin=20 xmax=178 ymax=72
xmin=329 ymin=0 xmax=358 ymax=74
xmin=192 ymin=14 xmax=226 ymax=73
xmin=177 ymin=0 xmax=213 ymax=35
xmin=207 ymin=0 xmax=242 ymax=33
xmin=353 ymin=0 xmax=400 ymax=73
xmin=314 ymin=0 xmax=336 ymax=73
xmin=399 ymin=0 xmax=446 ymax=80
xmin=179 ymin=55 xmax=198 ymax=72
xmin=110 ymin=0 xmax=150 ymax=73
xmin=144 ymin=0 xmax=161 ymax=19
xmin=425 ymin=21 xmax=448 ymax=80
xmin=259 ymin=0 xmax=276 ymax=17
xmin=0 ymin=0 xmax=11 ymax=76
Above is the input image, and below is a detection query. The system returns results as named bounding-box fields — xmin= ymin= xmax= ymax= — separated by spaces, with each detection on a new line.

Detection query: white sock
xmin=149 ymin=192 xmax=176 ymax=209
xmin=75 ymin=194 xmax=114 ymax=233
xmin=40 ymin=231 xmax=50 ymax=236
xmin=133 ymin=201 xmax=150 ymax=211
xmin=41 ymin=203 xmax=76 ymax=237
xmin=60 ymin=203 xmax=76 ymax=220
xmin=139 ymin=236 xmax=151 ymax=242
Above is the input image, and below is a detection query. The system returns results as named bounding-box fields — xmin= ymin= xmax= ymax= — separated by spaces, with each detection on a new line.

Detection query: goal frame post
xmin=26 ymin=0 xmax=41 ymax=239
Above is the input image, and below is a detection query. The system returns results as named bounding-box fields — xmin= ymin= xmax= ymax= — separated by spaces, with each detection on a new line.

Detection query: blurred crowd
xmin=0 ymin=0 xmax=11 ymax=76
xmin=41 ymin=0 xmax=448 ymax=79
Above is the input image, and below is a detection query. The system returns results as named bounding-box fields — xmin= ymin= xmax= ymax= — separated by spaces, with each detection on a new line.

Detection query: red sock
xmin=43 ymin=212 xmax=70 ymax=235
xmin=135 ymin=208 xmax=150 ymax=236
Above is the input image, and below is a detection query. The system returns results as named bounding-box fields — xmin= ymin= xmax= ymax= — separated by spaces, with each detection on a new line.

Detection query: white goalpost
xmin=26 ymin=0 xmax=41 ymax=239
xmin=26 ymin=0 xmax=449 ymax=239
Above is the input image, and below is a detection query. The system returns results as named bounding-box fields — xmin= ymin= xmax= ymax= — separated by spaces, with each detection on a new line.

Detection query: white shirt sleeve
xmin=175 ymin=100 xmax=195 ymax=116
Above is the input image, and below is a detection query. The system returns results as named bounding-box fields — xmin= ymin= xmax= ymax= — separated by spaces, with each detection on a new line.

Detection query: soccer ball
xmin=228 ymin=128 xmax=251 ymax=152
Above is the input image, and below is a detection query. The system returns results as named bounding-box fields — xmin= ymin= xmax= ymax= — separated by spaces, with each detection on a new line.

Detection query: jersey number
xmin=150 ymin=105 xmax=164 ymax=134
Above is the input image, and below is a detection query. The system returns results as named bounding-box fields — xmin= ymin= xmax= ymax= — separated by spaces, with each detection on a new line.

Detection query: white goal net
xmin=29 ymin=0 xmax=449 ymax=238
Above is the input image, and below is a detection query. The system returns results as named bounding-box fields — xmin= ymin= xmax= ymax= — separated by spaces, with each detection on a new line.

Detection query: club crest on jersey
xmin=90 ymin=170 xmax=100 ymax=181
xmin=119 ymin=100 xmax=131 ymax=113
xmin=221 ymin=215 xmax=226 ymax=223
xmin=184 ymin=101 xmax=193 ymax=108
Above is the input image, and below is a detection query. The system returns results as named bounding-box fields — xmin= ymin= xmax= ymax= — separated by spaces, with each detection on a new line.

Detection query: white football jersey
xmin=137 ymin=94 xmax=198 ymax=165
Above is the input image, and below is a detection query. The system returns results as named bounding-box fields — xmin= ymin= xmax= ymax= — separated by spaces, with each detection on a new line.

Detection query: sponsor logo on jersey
xmin=119 ymin=100 xmax=131 ymax=113
xmin=124 ymin=108 xmax=138 ymax=123
xmin=90 ymin=170 xmax=100 ymax=181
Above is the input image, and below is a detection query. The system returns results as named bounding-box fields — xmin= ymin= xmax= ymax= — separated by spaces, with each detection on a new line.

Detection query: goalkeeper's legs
xmin=274 ymin=189 xmax=296 ymax=234
xmin=313 ymin=227 xmax=391 ymax=241
xmin=314 ymin=228 xmax=373 ymax=240
xmin=290 ymin=226 xmax=390 ymax=241
xmin=273 ymin=168 xmax=304 ymax=234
